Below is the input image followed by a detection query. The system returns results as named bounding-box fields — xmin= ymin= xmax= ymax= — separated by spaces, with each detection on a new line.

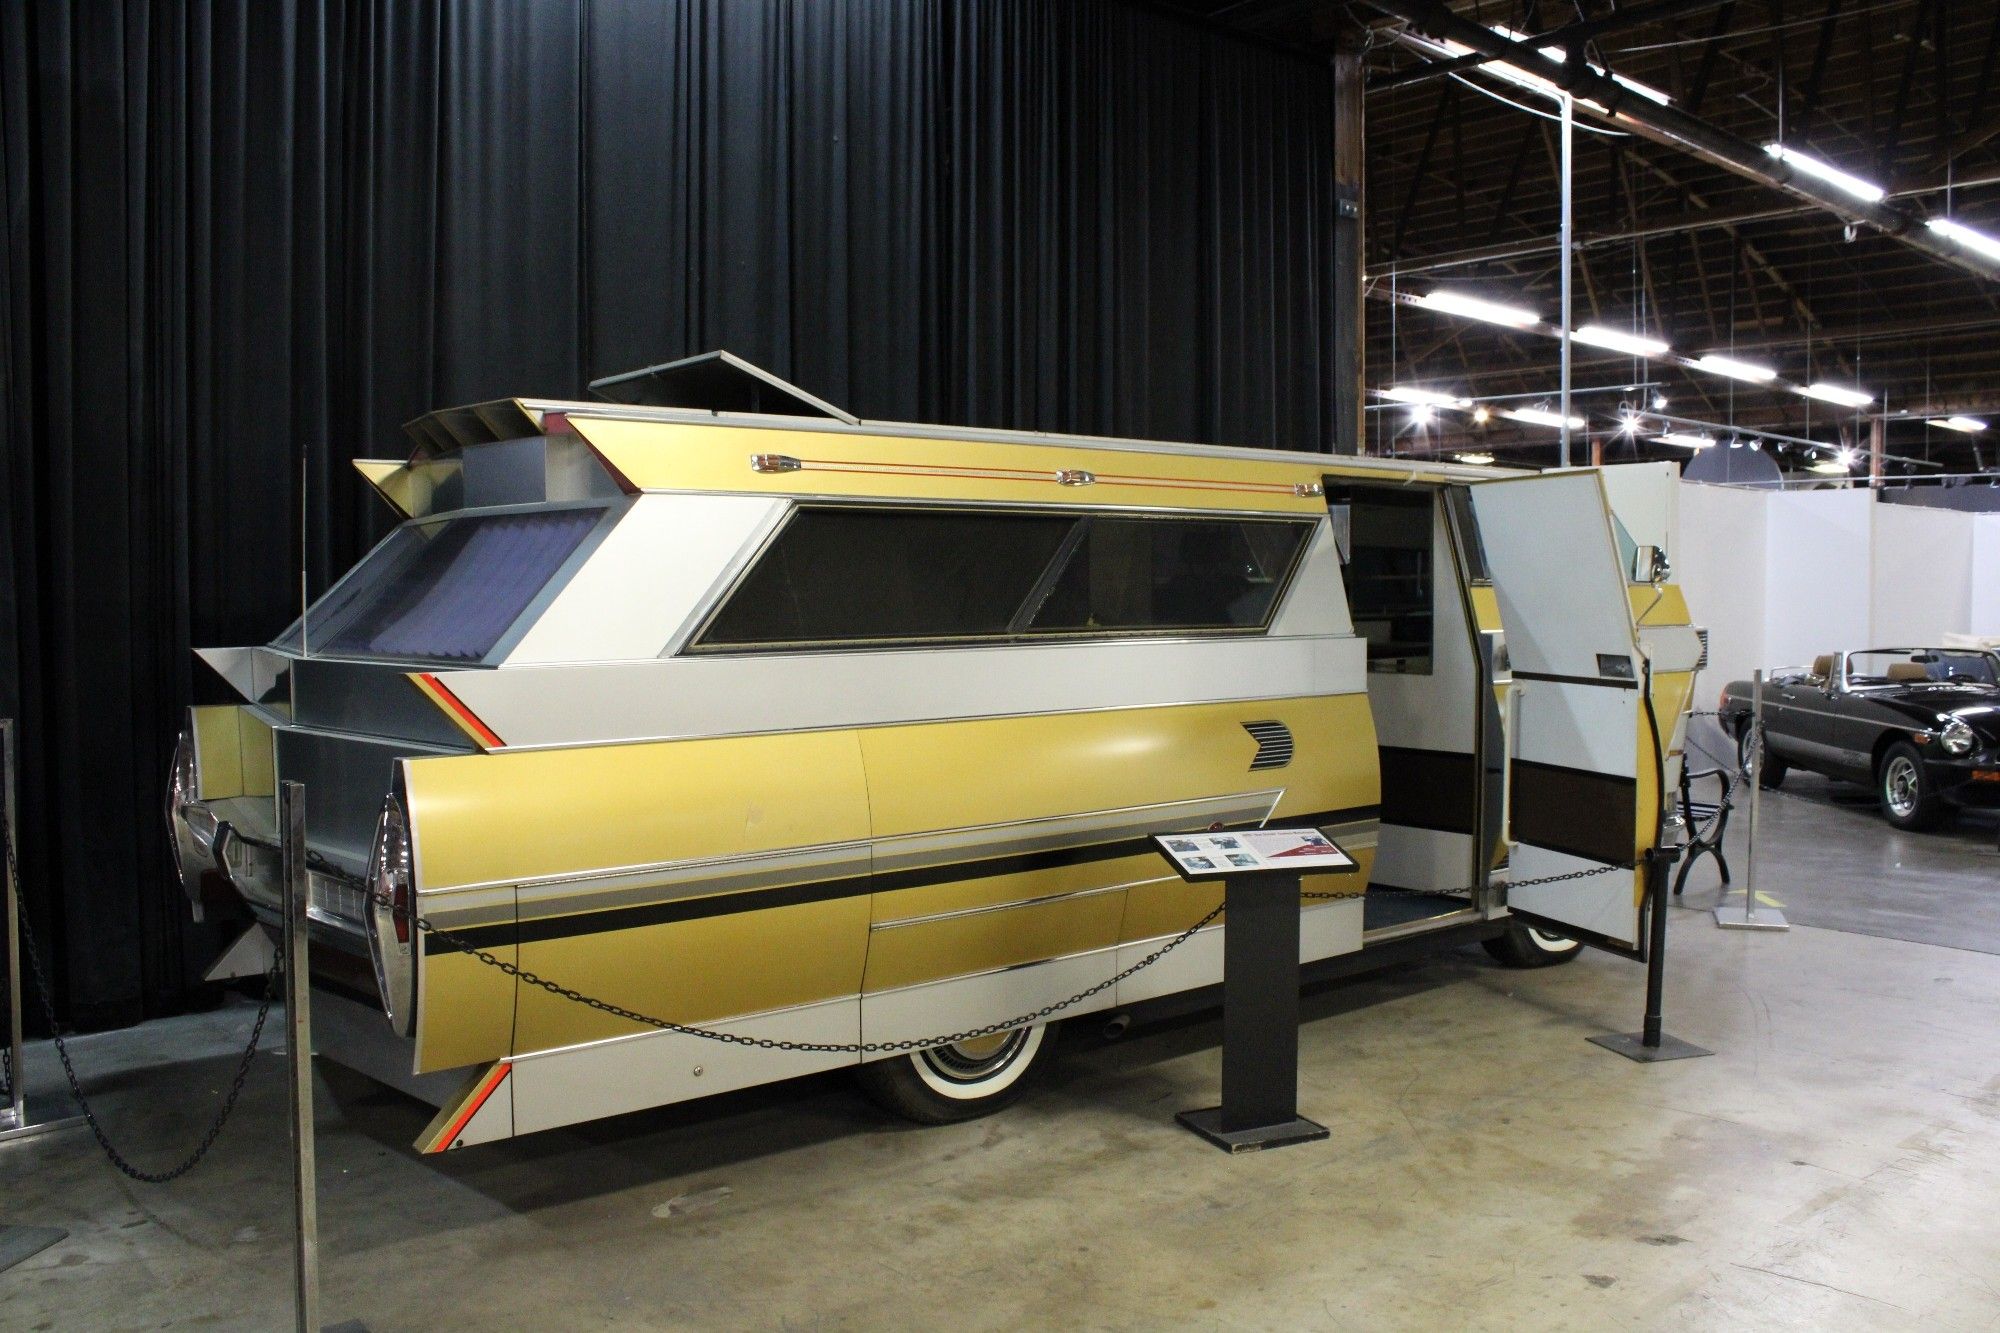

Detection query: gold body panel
xmin=190 ymin=705 xmax=275 ymax=801
xmin=403 ymin=694 xmax=1379 ymax=1066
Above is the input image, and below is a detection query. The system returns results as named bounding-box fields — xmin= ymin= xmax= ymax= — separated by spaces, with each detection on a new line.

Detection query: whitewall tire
xmin=855 ymin=1022 xmax=1056 ymax=1124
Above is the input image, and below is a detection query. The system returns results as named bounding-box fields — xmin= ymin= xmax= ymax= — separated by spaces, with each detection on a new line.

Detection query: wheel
xmin=1739 ymin=723 xmax=1786 ymax=789
xmin=1877 ymin=741 xmax=1945 ymax=831
xmin=1483 ymin=922 xmax=1583 ymax=969
xmin=854 ymin=1022 xmax=1057 ymax=1125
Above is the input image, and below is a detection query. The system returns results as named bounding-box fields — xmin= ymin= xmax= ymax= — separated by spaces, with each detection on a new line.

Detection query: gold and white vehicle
xmin=166 ymin=353 xmax=1703 ymax=1153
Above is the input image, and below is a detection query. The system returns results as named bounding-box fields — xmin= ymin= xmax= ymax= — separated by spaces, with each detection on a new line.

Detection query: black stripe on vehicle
xmin=1512 ymin=669 xmax=1639 ymax=691
xmin=422 ymin=804 xmax=1381 ymax=956
xmin=1377 ymin=745 xmax=1478 ymax=835
xmin=1509 ymin=759 xmax=1637 ymax=866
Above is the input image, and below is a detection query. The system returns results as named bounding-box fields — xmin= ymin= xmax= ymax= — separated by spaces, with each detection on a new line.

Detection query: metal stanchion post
xmin=281 ymin=782 xmax=367 ymax=1333
xmin=0 ymin=719 xmax=77 ymax=1273
xmin=1717 ymin=671 xmax=1789 ymax=931
xmin=282 ymin=781 xmax=319 ymax=1333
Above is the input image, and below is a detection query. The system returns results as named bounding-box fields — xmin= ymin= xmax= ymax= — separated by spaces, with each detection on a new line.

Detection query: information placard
xmin=1150 ymin=827 xmax=1357 ymax=882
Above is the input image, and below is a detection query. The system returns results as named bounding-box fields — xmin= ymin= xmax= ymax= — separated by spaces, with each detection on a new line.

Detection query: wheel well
xmin=1871 ymin=731 xmax=1918 ymax=775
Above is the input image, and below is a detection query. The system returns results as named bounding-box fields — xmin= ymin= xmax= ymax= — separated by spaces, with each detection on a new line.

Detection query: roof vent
xmin=588 ymin=350 xmax=857 ymax=424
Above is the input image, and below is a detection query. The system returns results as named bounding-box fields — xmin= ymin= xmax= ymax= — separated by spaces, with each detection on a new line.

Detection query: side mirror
xmin=1631 ymin=544 xmax=1670 ymax=584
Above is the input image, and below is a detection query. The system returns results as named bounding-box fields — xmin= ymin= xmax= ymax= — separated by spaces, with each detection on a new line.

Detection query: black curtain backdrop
xmin=1 ymin=0 xmax=1339 ymax=1031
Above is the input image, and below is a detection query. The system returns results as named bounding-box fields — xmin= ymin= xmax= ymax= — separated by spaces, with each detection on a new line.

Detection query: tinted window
xmin=696 ymin=507 xmax=1315 ymax=649
xmin=698 ymin=508 xmax=1075 ymax=646
xmin=282 ymin=508 xmax=602 ymax=662
xmin=1028 ymin=517 xmax=1307 ymax=631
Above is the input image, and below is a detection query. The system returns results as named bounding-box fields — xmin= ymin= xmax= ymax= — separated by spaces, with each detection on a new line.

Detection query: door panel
xmin=1469 ymin=472 xmax=1650 ymax=952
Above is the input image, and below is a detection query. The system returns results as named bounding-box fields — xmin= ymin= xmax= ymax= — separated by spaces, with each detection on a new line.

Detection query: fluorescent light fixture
xmin=1799 ymin=382 xmax=1874 ymax=408
xmin=1418 ymin=289 xmax=1540 ymax=328
xmin=1926 ymin=217 xmax=2000 ymax=262
xmin=1695 ymin=353 xmax=1778 ymax=383
xmin=1379 ymin=385 xmax=1470 ymax=408
xmin=1506 ymin=406 xmax=1587 ymax=430
xmin=1933 ymin=415 xmax=1988 ymax=433
xmin=1763 ymin=144 xmax=1886 ymax=203
xmin=1486 ymin=26 xmax=1672 ymax=105
xmin=1808 ymin=457 xmax=1852 ymax=475
xmin=1455 ymin=452 xmax=1496 ymax=465
xmin=1572 ymin=324 xmax=1670 ymax=357
xmin=1654 ymin=431 xmax=1715 ymax=449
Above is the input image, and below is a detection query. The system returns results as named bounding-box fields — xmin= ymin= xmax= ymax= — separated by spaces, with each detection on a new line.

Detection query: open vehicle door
xmin=1469 ymin=471 xmax=1660 ymax=955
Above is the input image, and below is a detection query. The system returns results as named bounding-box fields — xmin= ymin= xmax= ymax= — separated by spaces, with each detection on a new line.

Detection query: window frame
xmin=683 ymin=500 xmax=1318 ymax=655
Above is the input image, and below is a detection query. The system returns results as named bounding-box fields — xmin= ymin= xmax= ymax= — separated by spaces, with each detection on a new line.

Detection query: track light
xmin=1506 ymin=406 xmax=1587 ymax=430
xmin=1654 ymin=432 xmax=1715 ymax=449
xmin=1410 ymin=404 xmax=1436 ymax=425
xmin=1926 ymin=218 xmax=2000 ymax=263
xmin=1572 ymin=325 xmax=1670 ymax=357
xmin=1799 ymin=382 xmax=1874 ymax=408
xmin=1418 ymin=290 xmax=1541 ymax=328
xmin=1763 ymin=144 xmax=1887 ymax=204
xmin=1380 ymin=386 xmax=1471 ymax=408
xmin=1471 ymin=405 xmax=1492 ymax=424
xmin=1932 ymin=415 xmax=1988 ymax=433
xmin=1695 ymin=354 xmax=1778 ymax=383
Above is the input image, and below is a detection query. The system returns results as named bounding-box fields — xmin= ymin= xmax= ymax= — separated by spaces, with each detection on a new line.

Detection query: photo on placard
xmin=1184 ymin=856 xmax=1216 ymax=871
xmin=1164 ymin=838 xmax=1200 ymax=853
xmin=1225 ymin=853 xmax=1258 ymax=867
xmin=1210 ymin=836 xmax=1243 ymax=850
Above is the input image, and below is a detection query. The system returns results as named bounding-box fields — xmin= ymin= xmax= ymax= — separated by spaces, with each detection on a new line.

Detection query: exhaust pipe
xmin=1101 ymin=1013 xmax=1132 ymax=1041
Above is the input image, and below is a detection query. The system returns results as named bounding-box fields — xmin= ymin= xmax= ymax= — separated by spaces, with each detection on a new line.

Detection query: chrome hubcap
xmin=920 ymin=1030 xmax=1029 ymax=1084
xmin=1884 ymin=756 xmax=1921 ymax=817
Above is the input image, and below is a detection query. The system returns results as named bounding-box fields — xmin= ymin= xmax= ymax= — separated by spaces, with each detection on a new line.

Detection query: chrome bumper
xmin=171 ymin=795 xmax=373 ymax=954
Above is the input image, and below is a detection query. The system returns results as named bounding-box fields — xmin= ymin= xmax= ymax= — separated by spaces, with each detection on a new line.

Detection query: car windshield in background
xmin=276 ymin=507 xmax=604 ymax=663
xmin=1846 ymin=650 xmax=1999 ymax=687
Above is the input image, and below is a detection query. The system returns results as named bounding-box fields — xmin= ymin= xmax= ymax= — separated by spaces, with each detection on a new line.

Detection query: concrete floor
xmin=5 ymin=781 xmax=2000 ymax=1331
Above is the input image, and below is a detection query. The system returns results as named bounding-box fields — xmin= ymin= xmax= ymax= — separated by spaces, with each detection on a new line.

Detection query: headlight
xmin=1940 ymin=718 xmax=1977 ymax=756
xmin=365 ymin=794 xmax=418 ymax=1037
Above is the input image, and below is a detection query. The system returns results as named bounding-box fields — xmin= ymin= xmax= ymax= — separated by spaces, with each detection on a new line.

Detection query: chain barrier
xmin=384 ymin=861 xmax=1638 ymax=1057
xmin=2 ymin=806 xmax=280 ymax=1183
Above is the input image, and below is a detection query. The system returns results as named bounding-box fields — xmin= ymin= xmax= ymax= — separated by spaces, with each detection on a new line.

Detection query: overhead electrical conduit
xmin=1363 ymin=0 xmax=2000 ymax=284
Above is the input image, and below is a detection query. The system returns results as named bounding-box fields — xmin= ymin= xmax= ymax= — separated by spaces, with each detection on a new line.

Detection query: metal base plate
xmin=1177 ymin=1107 xmax=1330 ymax=1154
xmin=1588 ymin=1032 xmax=1714 ymax=1063
xmin=0 ymin=1224 xmax=65 ymax=1274
xmin=0 ymin=1109 xmax=85 ymax=1145
xmin=1714 ymin=905 xmax=1791 ymax=931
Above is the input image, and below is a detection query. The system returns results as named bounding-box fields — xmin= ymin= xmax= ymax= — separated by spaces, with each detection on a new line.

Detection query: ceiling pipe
xmin=1360 ymin=0 xmax=2000 ymax=284
xmin=1371 ymin=174 xmax=2000 ymax=279
xmin=1368 ymin=0 xmax=1733 ymax=93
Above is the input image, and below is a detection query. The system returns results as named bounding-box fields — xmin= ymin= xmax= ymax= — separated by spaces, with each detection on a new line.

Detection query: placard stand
xmin=1153 ymin=829 xmax=1355 ymax=1154
xmin=1174 ymin=870 xmax=1329 ymax=1153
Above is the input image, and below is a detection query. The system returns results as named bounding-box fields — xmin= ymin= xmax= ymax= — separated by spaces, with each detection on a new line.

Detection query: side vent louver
xmin=1695 ymin=626 xmax=1711 ymax=671
xmin=1243 ymin=720 xmax=1294 ymax=771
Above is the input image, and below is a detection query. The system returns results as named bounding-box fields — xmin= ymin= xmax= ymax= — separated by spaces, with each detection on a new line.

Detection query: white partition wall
xmin=1672 ymin=481 xmax=1999 ymax=693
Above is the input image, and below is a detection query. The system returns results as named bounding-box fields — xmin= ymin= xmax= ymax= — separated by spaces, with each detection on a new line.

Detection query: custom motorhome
xmin=168 ymin=354 xmax=1704 ymax=1152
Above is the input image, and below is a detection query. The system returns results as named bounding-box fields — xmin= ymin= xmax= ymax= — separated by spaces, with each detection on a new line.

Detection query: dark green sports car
xmin=1718 ymin=647 xmax=2000 ymax=830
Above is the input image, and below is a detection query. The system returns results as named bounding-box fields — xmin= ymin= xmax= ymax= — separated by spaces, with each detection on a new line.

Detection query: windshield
xmin=1846 ymin=650 xmax=2000 ymax=688
xmin=278 ymin=507 xmax=605 ymax=663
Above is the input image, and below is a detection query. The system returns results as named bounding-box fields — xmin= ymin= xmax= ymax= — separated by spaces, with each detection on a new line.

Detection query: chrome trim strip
xmin=1361 ymin=905 xmax=1481 ymax=946
xmin=870 ymin=875 xmax=1172 ymax=931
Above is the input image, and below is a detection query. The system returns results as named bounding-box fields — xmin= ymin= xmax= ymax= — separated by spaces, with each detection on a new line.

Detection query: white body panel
xmin=503 ymin=495 xmax=785 ymax=665
xmin=441 ymin=633 xmax=1370 ymax=749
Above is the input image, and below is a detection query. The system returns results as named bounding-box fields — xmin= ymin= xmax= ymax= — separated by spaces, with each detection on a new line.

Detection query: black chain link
xmin=3 ymin=805 xmax=279 ymax=1183
xmin=384 ymin=861 xmax=1636 ymax=1056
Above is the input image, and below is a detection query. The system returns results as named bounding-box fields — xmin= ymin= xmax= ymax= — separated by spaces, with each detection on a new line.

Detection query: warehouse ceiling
xmin=1171 ymin=0 xmax=2000 ymax=483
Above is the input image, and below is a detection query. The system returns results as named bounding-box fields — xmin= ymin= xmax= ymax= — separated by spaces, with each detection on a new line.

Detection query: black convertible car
xmin=1719 ymin=647 xmax=2000 ymax=830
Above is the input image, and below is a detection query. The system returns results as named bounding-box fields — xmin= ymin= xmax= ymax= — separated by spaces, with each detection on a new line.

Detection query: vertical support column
xmin=1559 ymin=93 xmax=1575 ymax=470
xmin=281 ymin=781 xmax=319 ymax=1333
xmin=1332 ymin=22 xmax=1367 ymax=457
xmin=1869 ymin=416 xmax=1885 ymax=488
